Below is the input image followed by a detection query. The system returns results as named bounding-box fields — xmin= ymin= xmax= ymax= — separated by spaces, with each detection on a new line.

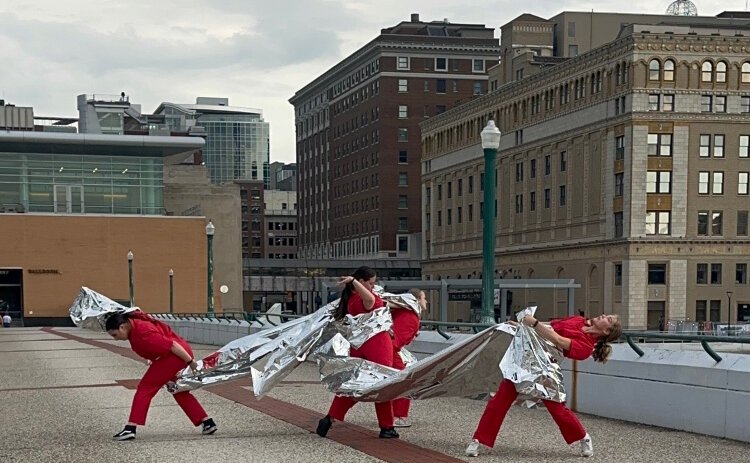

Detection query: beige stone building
xmin=420 ymin=13 xmax=750 ymax=329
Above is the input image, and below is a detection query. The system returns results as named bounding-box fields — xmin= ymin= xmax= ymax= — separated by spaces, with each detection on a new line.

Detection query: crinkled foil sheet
xmin=68 ymin=286 xmax=136 ymax=331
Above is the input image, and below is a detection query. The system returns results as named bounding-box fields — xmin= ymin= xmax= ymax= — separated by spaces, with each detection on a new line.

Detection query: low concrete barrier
xmin=155 ymin=316 xmax=750 ymax=443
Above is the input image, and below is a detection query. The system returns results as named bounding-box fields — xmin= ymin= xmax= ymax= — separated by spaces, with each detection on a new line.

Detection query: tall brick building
xmin=290 ymin=14 xmax=501 ymax=260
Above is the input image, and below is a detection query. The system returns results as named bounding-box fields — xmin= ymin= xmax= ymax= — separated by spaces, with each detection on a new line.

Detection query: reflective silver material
xmin=318 ymin=324 xmax=514 ymax=401
xmin=379 ymin=290 xmax=421 ymax=316
xmin=499 ymin=306 xmax=566 ymax=405
xmin=345 ymin=306 xmax=393 ymax=349
xmin=68 ymin=287 xmax=136 ymax=331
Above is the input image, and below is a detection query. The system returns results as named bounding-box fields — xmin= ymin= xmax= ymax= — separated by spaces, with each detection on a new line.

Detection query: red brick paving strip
xmin=44 ymin=327 xmax=467 ymax=463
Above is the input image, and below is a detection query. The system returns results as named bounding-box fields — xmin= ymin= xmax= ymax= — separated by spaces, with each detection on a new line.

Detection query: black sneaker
xmin=379 ymin=427 xmax=400 ymax=439
xmin=113 ymin=426 xmax=136 ymax=441
xmin=316 ymin=415 xmax=332 ymax=437
xmin=201 ymin=418 xmax=218 ymax=435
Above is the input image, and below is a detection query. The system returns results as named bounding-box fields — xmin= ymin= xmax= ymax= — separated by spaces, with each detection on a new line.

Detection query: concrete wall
xmin=160 ymin=315 xmax=750 ymax=443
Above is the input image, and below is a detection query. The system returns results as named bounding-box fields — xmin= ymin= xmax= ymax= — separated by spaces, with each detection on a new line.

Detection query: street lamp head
xmin=205 ymin=220 xmax=215 ymax=236
xmin=127 ymin=250 xmax=133 ymax=261
xmin=169 ymin=268 xmax=174 ymax=276
xmin=480 ymin=119 xmax=502 ymax=150
xmin=727 ymin=291 xmax=733 ymax=298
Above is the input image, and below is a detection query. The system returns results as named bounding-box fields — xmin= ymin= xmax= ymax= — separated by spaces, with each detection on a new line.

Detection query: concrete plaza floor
xmin=0 ymin=327 xmax=748 ymax=463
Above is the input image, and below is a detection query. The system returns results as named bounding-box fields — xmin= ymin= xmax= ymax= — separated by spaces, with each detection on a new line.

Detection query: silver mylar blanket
xmin=68 ymin=287 xmax=136 ymax=331
xmin=499 ymin=306 xmax=566 ymax=405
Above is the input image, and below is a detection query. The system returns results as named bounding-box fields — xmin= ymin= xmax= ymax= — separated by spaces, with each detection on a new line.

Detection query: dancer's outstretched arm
xmin=521 ymin=315 xmax=571 ymax=352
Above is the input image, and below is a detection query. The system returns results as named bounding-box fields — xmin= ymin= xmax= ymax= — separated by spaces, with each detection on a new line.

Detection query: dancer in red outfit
xmin=466 ymin=313 xmax=622 ymax=458
xmin=389 ymin=288 xmax=426 ymax=427
xmin=106 ymin=312 xmax=217 ymax=441
xmin=316 ymin=266 xmax=399 ymax=439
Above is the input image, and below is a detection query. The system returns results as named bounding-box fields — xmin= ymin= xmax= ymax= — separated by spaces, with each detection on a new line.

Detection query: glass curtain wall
xmin=0 ymin=153 xmax=163 ymax=214
xmin=201 ymin=114 xmax=270 ymax=185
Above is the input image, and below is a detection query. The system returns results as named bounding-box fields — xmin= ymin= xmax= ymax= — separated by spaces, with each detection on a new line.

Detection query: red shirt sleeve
xmin=131 ymin=319 xmax=173 ymax=358
xmin=564 ymin=333 xmax=596 ymax=361
xmin=348 ymin=291 xmax=383 ymax=315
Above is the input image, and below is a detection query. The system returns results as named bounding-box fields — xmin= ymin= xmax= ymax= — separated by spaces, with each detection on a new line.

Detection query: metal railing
xmin=621 ymin=330 xmax=750 ymax=363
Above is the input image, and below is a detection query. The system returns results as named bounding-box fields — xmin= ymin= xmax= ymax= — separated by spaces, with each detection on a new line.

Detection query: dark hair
xmin=334 ymin=266 xmax=376 ymax=321
xmin=592 ymin=316 xmax=623 ymax=363
xmin=105 ymin=312 xmax=131 ymax=331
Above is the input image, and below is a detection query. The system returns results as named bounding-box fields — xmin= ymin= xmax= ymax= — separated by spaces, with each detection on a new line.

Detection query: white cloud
xmin=0 ymin=0 xmax=741 ymax=163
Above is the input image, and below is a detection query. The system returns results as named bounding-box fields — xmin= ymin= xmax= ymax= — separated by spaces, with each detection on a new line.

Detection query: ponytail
xmin=333 ymin=266 xmax=376 ymax=321
xmin=592 ymin=317 xmax=623 ymax=363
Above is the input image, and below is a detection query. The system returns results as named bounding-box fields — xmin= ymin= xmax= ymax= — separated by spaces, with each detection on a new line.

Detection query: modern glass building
xmin=154 ymin=98 xmax=270 ymax=185
xmin=0 ymin=132 xmax=204 ymax=215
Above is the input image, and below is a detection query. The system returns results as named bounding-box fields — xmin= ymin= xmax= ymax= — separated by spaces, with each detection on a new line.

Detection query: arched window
xmin=701 ymin=61 xmax=713 ymax=82
xmin=649 ymin=59 xmax=660 ymax=81
xmin=743 ymin=62 xmax=750 ymax=84
xmin=716 ymin=61 xmax=727 ymax=83
xmin=663 ymin=59 xmax=675 ymax=81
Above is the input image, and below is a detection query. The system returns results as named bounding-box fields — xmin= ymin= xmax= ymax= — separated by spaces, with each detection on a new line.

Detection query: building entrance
xmin=0 ymin=269 xmax=23 ymax=325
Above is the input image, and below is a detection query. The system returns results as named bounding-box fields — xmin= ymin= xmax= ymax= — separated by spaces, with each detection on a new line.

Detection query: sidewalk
xmin=0 ymin=327 xmax=747 ymax=463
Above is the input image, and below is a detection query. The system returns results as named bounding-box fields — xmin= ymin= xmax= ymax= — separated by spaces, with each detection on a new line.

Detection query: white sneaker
xmin=465 ymin=439 xmax=480 ymax=457
xmin=394 ymin=417 xmax=412 ymax=428
xmin=579 ymin=433 xmax=593 ymax=457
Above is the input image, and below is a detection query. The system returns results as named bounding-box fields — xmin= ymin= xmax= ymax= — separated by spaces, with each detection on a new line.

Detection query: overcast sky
xmin=0 ymin=0 xmax=738 ymax=163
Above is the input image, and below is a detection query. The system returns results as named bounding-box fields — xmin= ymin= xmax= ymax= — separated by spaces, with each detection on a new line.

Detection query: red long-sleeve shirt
xmin=127 ymin=312 xmax=189 ymax=361
xmin=549 ymin=316 xmax=598 ymax=361
xmin=391 ymin=308 xmax=420 ymax=351
xmin=346 ymin=291 xmax=383 ymax=316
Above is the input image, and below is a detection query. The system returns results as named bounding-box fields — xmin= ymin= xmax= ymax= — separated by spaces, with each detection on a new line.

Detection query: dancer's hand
xmin=522 ymin=315 xmax=538 ymax=327
xmin=188 ymin=359 xmax=200 ymax=375
xmin=338 ymin=276 xmax=354 ymax=287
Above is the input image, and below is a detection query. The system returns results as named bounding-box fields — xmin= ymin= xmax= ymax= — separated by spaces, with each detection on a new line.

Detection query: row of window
xmin=396 ymin=56 xmax=486 ymax=73
xmin=333 ymin=218 xmax=380 ymax=237
xmin=332 ymin=58 xmax=380 ymax=98
xmin=612 ymin=210 xmax=749 ymax=237
xmin=696 ymin=263 xmax=749 ymax=285
xmin=268 ymin=237 xmax=296 ymax=247
xmin=515 ymin=153 xmax=566 ymax=182
xmin=648 ymin=133 xmax=750 ymax=158
xmin=649 ymin=58 xmax=750 ymax=84
xmin=698 ymin=171 xmax=749 ymax=195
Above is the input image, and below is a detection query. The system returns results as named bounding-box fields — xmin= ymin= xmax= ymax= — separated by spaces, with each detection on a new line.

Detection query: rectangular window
xmin=398 ymin=79 xmax=408 ymax=92
xmin=435 ymin=57 xmax=448 ymax=71
xmin=447 ymin=208 xmax=452 ymax=225
xmin=648 ymin=133 xmax=672 ymax=156
xmin=739 ymin=172 xmax=749 ymax=195
xmin=473 ymin=82 xmax=482 ymax=95
xmin=515 ymin=194 xmax=523 ymax=213
xmin=545 ymin=155 xmax=551 ymax=175
xmin=713 ymin=172 xmax=724 ymax=195
xmin=530 ymin=159 xmax=537 ymax=178
xmin=398 ymin=217 xmax=408 ymax=230
xmin=648 ymin=264 xmax=667 ymax=285
xmin=714 ymin=134 xmax=725 ymax=157
xmin=696 ymin=300 xmax=707 ymax=322
xmin=697 ymin=263 xmax=709 ymax=284
xmin=663 ymin=94 xmax=674 ymax=111
xmin=437 ymin=210 xmax=442 ymax=226
xmin=737 ymin=263 xmax=748 ymax=284
xmin=615 ymin=135 xmax=625 ymax=160
xmin=646 ymin=211 xmax=671 ymax=235
xmin=398 ymin=236 xmax=409 ymax=252
xmin=468 ymin=175 xmax=474 ymax=193
xmin=398 ymin=172 xmax=408 ymax=186
xmin=424 ymin=80 xmax=429 ymax=92
xmin=647 ymin=171 xmax=671 ymax=193
xmin=468 ymin=204 xmax=474 ymax=221
xmin=515 ymin=162 xmax=524 ymax=182
xmin=458 ymin=179 xmax=463 ymax=196
xmin=530 ymin=191 xmax=536 ymax=211
xmin=614 ymin=263 xmax=623 ymax=285
xmin=447 ymin=181 xmax=452 ymax=198
xmin=741 ymin=96 xmax=750 ymax=113
xmin=701 ymin=95 xmax=712 ymax=112
xmin=568 ymin=44 xmax=579 ymax=56
xmin=398 ymin=128 xmax=408 ymax=142
xmin=560 ymin=151 xmax=567 ymax=171
xmin=397 ymin=57 xmax=409 ymax=70
xmin=398 ymin=150 xmax=408 ymax=163
xmin=457 ymin=206 xmax=463 ymax=223
xmin=398 ymin=195 xmax=408 ymax=209
xmin=559 ymin=185 xmax=567 ymax=206
xmin=712 ymin=211 xmax=723 ymax=235
xmin=437 ymin=184 xmax=442 ymax=200
xmin=398 ymin=105 xmax=408 ymax=118
xmin=615 ymin=173 xmax=624 ymax=196
xmin=699 ymin=171 xmax=710 ymax=194
xmin=425 ymin=212 xmax=430 ymax=227
xmin=741 ymin=135 xmax=749 ymax=158
xmin=711 ymin=263 xmax=722 ymax=284
xmin=710 ymin=300 xmax=721 ymax=322
xmin=544 ymin=188 xmax=551 ymax=208
xmin=698 ymin=211 xmax=709 ymax=235
xmin=436 ymin=79 xmax=446 ymax=94
xmin=738 ymin=210 xmax=748 ymax=236
xmin=699 ymin=135 xmax=710 ymax=157
xmin=715 ymin=95 xmax=727 ymax=113
xmin=614 ymin=212 xmax=624 ymax=237
xmin=648 ymin=94 xmax=660 ymax=111
xmin=473 ymin=59 xmax=485 ymax=73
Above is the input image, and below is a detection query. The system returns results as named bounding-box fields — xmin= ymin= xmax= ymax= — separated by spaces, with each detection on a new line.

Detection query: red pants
xmin=129 ymin=353 xmax=208 ymax=426
xmin=391 ymin=349 xmax=410 ymax=418
xmin=328 ymin=332 xmax=394 ymax=428
xmin=473 ymin=379 xmax=586 ymax=447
